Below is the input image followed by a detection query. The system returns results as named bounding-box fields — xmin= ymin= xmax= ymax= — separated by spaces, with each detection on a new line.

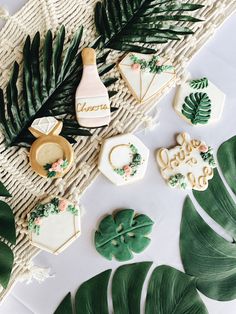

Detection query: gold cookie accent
xmin=29 ymin=118 xmax=74 ymax=178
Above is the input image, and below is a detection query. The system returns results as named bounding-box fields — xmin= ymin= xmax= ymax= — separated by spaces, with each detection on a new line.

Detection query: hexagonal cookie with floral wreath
xmin=98 ymin=134 xmax=149 ymax=186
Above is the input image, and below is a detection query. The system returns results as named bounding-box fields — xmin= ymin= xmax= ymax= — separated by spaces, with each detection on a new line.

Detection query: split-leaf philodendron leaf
xmin=95 ymin=209 xmax=154 ymax=261
xmin=95 ymin=0 xmax=203 ymax=53
xmin=54 ymin=262 xmax=207 ymax=314
xmin=181 ymin=92 xmax=211 ymax=125
xmin=180 ymin=135 xmax=236 ymax=301
xmin=145 ymin=265 xmax=208 ymax=314
xmin=0 ymin=182 xmax=16 ymax=289
xmin=0 ymin=26 xmax=118 ymax=147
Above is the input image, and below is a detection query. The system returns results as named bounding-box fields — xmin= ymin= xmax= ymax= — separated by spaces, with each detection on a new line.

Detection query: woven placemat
xmin=0 ymin=0 xmax=235 ymax=300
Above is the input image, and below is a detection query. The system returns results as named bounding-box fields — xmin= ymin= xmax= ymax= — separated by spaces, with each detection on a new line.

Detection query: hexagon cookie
xmin=156 ymin=132 xmax=216 ymax=191
xmin=28 ymin=196 xmax=81 ymax=254
xmin=118 ymin=52 xmax=175 ymax=103
xmin=98 ymin=134 xmax=149 ymax=186
xmin=174 ymin=77 xmax=225 ymax=126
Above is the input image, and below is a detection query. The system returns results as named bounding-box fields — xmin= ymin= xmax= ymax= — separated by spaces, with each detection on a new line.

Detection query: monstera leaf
xmin=0 ymin=26 xmax=118 ymax=147
xmin=145 ymin=265 xmax=208 ymax=314
xmin=95 ymin=209 xmax=154 ymax=261
xmin=54 ymin=262 xmax=207 ymax=314
xmin=95 ymin=0 xmax=203 ymax=53
xmin=180 ymin=135 xmax=236 ymax=301
xmin=190 ymin=77 xmax=208 ymax=89
xmin=0 ymin=182 xmax=16 ymax=289
xmin=182 ymin=92 xmax=211 ymax=125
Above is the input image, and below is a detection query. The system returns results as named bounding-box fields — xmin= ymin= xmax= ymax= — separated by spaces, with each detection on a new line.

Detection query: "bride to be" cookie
xmin=156 ymin=132 xmax=216 ymax=191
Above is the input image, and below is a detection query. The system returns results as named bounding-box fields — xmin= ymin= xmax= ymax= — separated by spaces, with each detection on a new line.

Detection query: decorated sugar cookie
xmin=28 ymin=196 xmax=81 ymax=254
xmin=156 ymin=132 xmax=216 ymax=191
xmin=118 ymin=52 xmax=175 ymax=103
xmin=29 ymin=117 xmax=74 ymax=178
xmin=98 ymin=134 xmax=149 ymax=186
xmin=95 ymin=209 xmax=154 ymax=261
xmin=174 ymin=77 xmax=225 ymax=125
xmin=75 ymin=48 xmax=111 ymax=128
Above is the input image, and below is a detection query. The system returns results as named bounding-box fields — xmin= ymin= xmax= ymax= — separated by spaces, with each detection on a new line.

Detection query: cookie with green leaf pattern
xmin=95 ymin=209 xmax=154 ymax=261
xmin=174 ymin=77 xmax=225 ymax=126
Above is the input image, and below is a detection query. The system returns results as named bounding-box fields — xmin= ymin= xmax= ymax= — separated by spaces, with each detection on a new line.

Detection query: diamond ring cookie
xmin=156 ymin=132 xmax=216 ymax=191
xmin=118 ymin=52 xmax=175 ymax=104
xmin=28 ymin=196 xmax=81 ymax=254
xmin=174 ymin=77 xmax=225 ymax=125
xmin=29 ymin=117 xmax=74 ymax=178
xmin=98 ymin=134 xmax=149 ymax=186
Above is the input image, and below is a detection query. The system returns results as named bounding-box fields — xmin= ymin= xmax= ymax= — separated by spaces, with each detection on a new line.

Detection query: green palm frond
xmin=0 ymin=26 xmax=118 ymax=147
xmin=95 ymin=0 xmax=203 ymax=53
xmin=182 ymin=92 xmax=211 ymax=125
xmin=0 ymin=182 xmax=16 ymax=289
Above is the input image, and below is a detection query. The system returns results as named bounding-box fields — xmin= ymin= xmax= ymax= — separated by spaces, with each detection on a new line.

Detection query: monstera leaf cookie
xmin=156 ymin=132 xmax=216 ymax=191
xmin=174 ymin=77 xmax=225 ymax=126
xmin=95 ymin=209 xmax=154 ymax=261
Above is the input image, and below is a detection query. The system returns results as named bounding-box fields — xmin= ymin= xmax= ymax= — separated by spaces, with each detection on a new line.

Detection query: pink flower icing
xmin=50 ymin=160 xmax=63 ymax=173
xmin=123 ymin=165 xmax=132 ymax=176
xmin=199 ymin=144 xmax=208 ymax=153
xmin=131 ymin=63 xmax=141 ymax=71
xmin=59 ymin=199 xmax=68 ymax=212
xmin=34 ymin=217 xmax=42 ymax=225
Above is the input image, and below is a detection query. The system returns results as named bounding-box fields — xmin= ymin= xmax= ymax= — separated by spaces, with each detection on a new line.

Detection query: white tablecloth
xmin=0 ymin=1 xmax=236 ymax=313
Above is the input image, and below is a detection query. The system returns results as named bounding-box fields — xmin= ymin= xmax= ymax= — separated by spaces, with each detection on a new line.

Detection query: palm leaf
xmin=0 ymin=26 xmax=117 ymax=147
xmin=95 ymin=0 xmax=203 ymax=53
xmin=95 ymin=209 xmax=154 ymax=261
xmin=180 ymin=135 xmax=236 ymax=301
xmin=181 ymin=92 xmax=211 ymax=125
xmin=0 ymin=181 xmax=16 ymax=289
xmin=54 ymin=262 xmax=207 ymax=313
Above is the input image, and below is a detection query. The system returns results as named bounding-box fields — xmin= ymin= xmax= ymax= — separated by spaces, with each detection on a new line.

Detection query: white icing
xmin=119 ymin=52 xmax=175 ymax=103
xmin=30 ymin=202 xmax=81 ymax=255
xmin=98 ymin=133 xmax=149 ymax=186
xmin=31 ymin=117 xmax=58 ymax=135
xmin=156 ymin=132 xmax=215 ymax=191
xmin=174 ymin=78 xmax=225 ymax=125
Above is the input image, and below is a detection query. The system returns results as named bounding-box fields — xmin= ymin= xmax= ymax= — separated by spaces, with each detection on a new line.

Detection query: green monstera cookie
xmin=95 ymin=209 xmax=154 ymax=261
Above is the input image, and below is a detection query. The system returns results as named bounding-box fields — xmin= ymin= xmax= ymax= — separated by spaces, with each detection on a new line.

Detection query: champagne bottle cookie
xmin=75 ymin=48 xmax=111 ymax=127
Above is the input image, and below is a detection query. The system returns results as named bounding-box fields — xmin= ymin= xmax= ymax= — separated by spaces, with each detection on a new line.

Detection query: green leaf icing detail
xmin=44 ymin=159 xmax=69 ymax=178
xmin=146 ymin=265 xmax=208 ymax=314
xmin=113 ymin=144 xmax=142 ymax=177
xmin=130 ymin=54 xmax=174 ymax=73
xmin=95 ymin=209 xmax=154 ymax=261
xmin=28 ymin=198 xmax=78 ymax=235
xmin=182 ymin=92 xmax=211 ymax=125
xmin=190 ymin=77 xmax=209 ymax=89
xmin=168 ymin=173 xmax=187 ymax=189
xmin=200 ymin=147 xmax=216 ymax=167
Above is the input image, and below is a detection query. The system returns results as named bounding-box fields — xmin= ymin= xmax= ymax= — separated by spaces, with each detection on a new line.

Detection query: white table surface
xmin=0 ymin=1 xmax=236 ymax=313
